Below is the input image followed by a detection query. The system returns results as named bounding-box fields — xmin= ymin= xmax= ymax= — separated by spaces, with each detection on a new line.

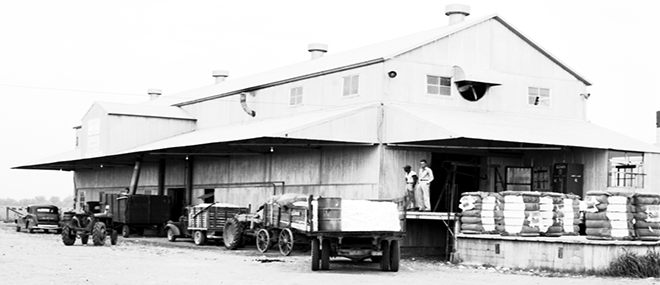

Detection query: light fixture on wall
xmin=387 ymin=71 xmax=397 ymax=78
xmin=270 ymin=146 xmax=274 ymax=153
xmin=580 ymin=93 xmax=591 ymax=99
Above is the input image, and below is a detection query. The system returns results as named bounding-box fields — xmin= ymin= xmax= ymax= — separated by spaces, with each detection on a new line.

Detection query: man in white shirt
xmin=403 ymin=165 xmax=418 ymax=210
xmin=417 ymin=159 xmax=434 ymax=211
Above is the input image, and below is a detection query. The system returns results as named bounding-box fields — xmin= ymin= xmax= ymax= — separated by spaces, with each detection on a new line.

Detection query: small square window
xmin=290 ymin=87 xmax=303 ymax=106
xmin=528 ymin=87 xmax=551 ymax=106
xmin=427 ymin=75 xmax=451 ymax=96
xmin=342 ymin=75 xmax=359 ymax=96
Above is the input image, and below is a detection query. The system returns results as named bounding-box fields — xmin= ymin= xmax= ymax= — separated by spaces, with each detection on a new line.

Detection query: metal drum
xmin=317 ymin=197 xmax=341 ymax=231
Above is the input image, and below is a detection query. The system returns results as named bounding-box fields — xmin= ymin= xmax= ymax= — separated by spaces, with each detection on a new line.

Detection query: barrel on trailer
xmin=317 ymin=197 xmax=341 ymax=231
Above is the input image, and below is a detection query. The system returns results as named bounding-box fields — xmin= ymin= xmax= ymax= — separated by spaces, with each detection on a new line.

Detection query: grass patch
xmin=603 ymin=249 xmax=660 ymax=278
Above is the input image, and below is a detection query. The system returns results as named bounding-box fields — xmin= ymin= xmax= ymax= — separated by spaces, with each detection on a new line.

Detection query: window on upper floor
xmin=290 ymin=86 xmax=303 ymax=106
xmin=427 ymin=75 xmax=452 ymax=96
xmin=528 ymin=87 xmax=551 ymax=107
xmin=342 ymin=75 xmax=359 ymax=96
xmin=608 ymin=151 xmax=644 ymax=188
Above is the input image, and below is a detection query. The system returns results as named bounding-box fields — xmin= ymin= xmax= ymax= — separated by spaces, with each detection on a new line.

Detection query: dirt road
xmin=0 ymin=223 xmax=656 ymax=285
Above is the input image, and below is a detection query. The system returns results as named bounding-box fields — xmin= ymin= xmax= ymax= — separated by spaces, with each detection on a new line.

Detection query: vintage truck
xmin=15 ymin=204 xmax=62 ymax=234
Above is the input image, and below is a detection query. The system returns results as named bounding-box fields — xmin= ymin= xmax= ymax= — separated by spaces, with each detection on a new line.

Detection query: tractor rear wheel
xmin=81 ymin=234 xmax=89 ymax=245
xmin=61 ymin=225 xmax=76 ymax=246
xmin=223 ymin=217 xmax=244 ymax=250
xmin=15 ymin=225 xmax=20 ymax=232
xmin=27 ymin=221 xmax=34 ymax=233
xmin=92 ymin=222 xmax=107 ymax=246
xmin=110 ymin=229 xmax=118 ymax=245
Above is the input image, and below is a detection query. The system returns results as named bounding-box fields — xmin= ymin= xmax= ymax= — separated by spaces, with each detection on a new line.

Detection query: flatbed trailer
xmin=229 ymin=195 xmax=406 ymax=271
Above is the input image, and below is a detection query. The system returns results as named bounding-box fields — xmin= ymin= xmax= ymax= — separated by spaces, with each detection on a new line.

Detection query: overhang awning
xmin=385 ymin=103 xmax=660 ymax=153
xmin=14 ymin=103 xmax=379 ymax=170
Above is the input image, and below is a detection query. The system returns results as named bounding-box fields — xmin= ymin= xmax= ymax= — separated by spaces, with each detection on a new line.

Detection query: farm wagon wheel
xmin=15 ymin=224 xmax=20 ymax=232
xmin=92 ymin=222 xmax=107 ymax=246
xmin=81 ymin=234 xmax=89 ymax=245
xmin=278 ymin=228 xmax=294 ymax=256
xmin=223 ymin=217 xmax=244 ymax=250
xmin=122 ymin=225 xmax=130 ymax=238
xmin=311 ymin=238 xmax=320 ymax=271
xmin=61 ymin=225 xmax=76 ymax=246
xmin=167 ymin=227 xmax=177 ymax=242
xmin=194 ymin=230 xmax=207 ymax=245
xmin=389 ymin=240 xmax=400 ymax=272
xmin=321 ymin=239 xmax=331 ymax=270
xmin=256 ymin=229 xmax=272 ymax=253
xmin=110 ymin=229 xmax=118 ymax=245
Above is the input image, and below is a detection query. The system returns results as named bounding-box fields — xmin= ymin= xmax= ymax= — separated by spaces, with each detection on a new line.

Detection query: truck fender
xmin=165 ymin=224 xmax=181 ymax=236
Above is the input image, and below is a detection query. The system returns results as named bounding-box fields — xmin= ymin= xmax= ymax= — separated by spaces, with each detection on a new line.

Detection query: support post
xmin=129 ymin=157 xmax=143 ymax=195
xmin=157 ymin=159 xmax=166 ymax=196
xmin=185 ymin=156 xmax=194 ymax=205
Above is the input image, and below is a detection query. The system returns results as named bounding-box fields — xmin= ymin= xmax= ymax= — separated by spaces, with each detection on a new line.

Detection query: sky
xmin=1 ymin=0 xmax=659 ymax=200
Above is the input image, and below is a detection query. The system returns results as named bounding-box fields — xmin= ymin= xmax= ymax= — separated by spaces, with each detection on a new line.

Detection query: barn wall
xmin=192 ymin=146 xmax=381 ymax=208
xmin=106 ymin=115 xmax=195 ymax=153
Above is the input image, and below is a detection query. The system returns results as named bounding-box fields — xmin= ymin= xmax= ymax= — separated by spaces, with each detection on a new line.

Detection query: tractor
xmin=61 ymin=201 xmax=118 ymax=246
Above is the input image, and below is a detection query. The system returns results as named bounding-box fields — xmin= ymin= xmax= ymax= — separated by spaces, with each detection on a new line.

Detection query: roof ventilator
xmin=212 ymin=70 xmax=229 ymax=84
xmin=240 ymin=92 xmax=256 ymax=117
xmin=453 ymin=66 xmax=501 ymax=102
xmin=308 ymin=43 xmax=328 ymax=59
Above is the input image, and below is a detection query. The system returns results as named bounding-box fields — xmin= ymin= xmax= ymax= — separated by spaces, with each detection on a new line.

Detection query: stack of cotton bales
xmin=538 ymin=192 xmax=564 ymax=237
xmin=584 ymin=191 xmax=635 ymax=240
xmin=499 ymin=191 xmax=540 ymax=237
xmin=633 ymin=193 xmax=660 ymax=241
xmin=458 ymin=192 xmax=500 ymax=234
xmin=562 ymin=194 xmax=581 ymax=235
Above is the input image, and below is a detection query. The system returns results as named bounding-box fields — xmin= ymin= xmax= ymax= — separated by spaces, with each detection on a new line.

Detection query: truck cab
xmin=16 ymin=204 xmax=62 ymax=234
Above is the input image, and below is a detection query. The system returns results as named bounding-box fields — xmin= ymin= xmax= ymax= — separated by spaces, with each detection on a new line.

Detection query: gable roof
xmin=148 ymin=13 xmax=590 ymax=108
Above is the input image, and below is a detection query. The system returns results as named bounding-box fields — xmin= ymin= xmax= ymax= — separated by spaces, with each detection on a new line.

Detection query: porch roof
xmin=385 ymin=103 xmax=660 ymax=153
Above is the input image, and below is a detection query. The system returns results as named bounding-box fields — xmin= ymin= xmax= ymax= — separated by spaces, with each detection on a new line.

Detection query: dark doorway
xmin=203 ymin=189 xmax=215 ymax=203
xmin=429 ymin=153 xmax=483 ymax=212
xmin=167 ymin=188 xmax=185 ymax=220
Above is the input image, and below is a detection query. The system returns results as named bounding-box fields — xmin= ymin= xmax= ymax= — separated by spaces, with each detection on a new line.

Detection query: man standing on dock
xmin=403 ymin=165 xmax=418 ymax=211
xmin=417 ymin=159 xmax=434 ymax=211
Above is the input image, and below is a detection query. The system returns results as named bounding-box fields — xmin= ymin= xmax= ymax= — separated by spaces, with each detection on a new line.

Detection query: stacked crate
xmin=562 ymin=194 xmax=581 ymax=235
xmin=585 ymin=191 xmax=635 ymax=240
xmin=633 ymin=193 xmax=660 ymax=241
xmin=499 ymin=191 xmax=540 ymax=237
xmin=458 ymin=192 xmax=499 ymax=234
xmin=539 ymin=192 xmax=564 ymax=237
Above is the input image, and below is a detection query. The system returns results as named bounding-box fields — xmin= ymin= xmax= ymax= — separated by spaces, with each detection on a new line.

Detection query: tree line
xmin=0 ymin=195 xmax=74 ymax=209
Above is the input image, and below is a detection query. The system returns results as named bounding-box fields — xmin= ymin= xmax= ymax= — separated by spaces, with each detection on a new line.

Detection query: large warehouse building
xmin=16 ymin=5 xmax=660 ymax=254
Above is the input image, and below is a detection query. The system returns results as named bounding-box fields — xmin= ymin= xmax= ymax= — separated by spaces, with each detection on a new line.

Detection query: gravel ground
xmin=0 ymin=223 xmax=657 ymax=285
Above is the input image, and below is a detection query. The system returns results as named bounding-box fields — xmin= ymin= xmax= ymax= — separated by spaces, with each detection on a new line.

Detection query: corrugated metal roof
xmin=96 ymin=101 xmax=195 ymax=120
xmin=386 ymin=103 xmax=660 ymax=153
xmin=145 ymin=14 xmax=589 ymax=108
